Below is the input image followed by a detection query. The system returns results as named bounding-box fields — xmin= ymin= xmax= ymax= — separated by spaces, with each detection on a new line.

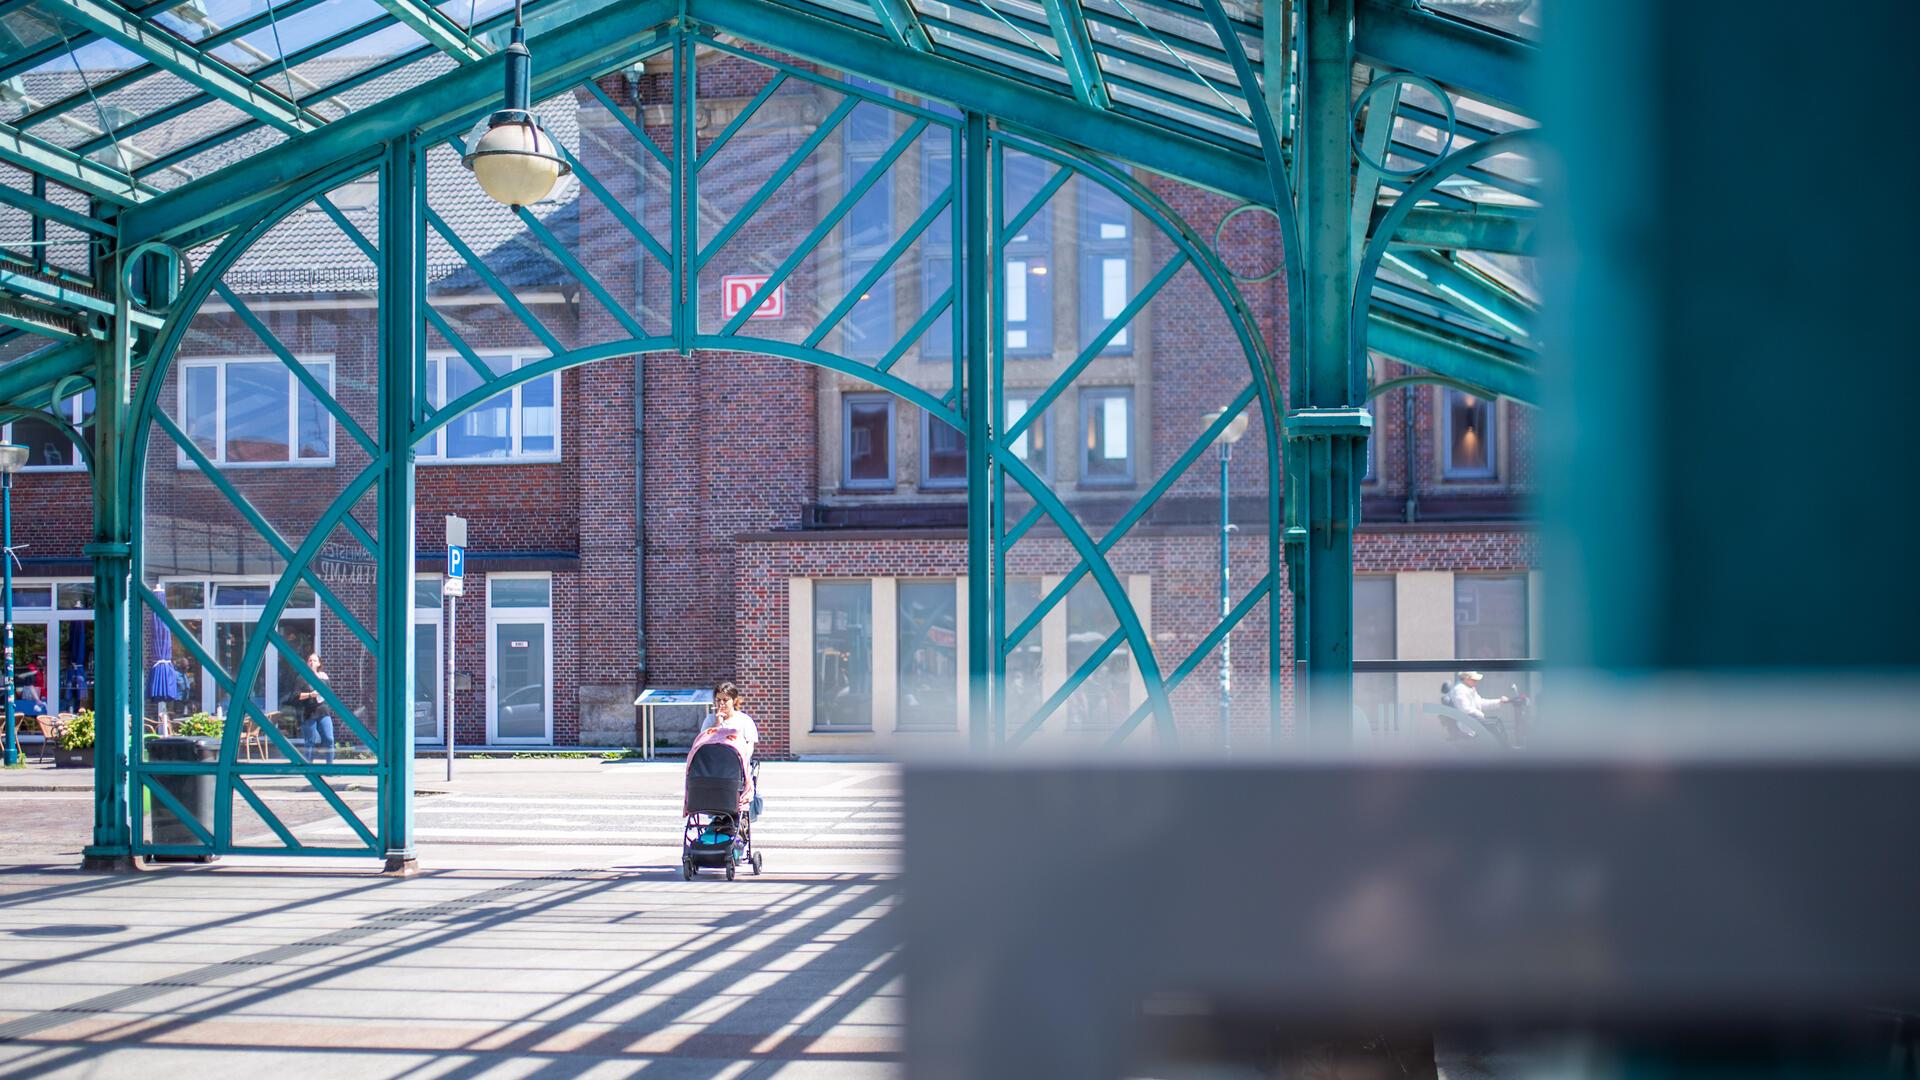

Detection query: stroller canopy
xmin=685 ymin=727 xmax=754 ymax=812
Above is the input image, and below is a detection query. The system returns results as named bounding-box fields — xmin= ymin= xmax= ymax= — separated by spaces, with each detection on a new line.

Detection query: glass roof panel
xmin=29 ymin=71 xmax=196 ymax=150
xmin=307 ymin=48 xmax=453 ymax=111
xmin=1 ymin=34 xmax=147 ymax=125
xmin=137 ymin=120 xmax=287 ymax=190
xmin=1459 ymin=250 xmax=1538 ymax=306
xmin=780 ymin=0 xmax=882 ymax=28
xmin=154 ymin=0 xmax=285 ymax=42
xmin=922 ymin=0 xmax=1063 ymax=70
xmin=204 ymin=0 xmax=394 ymax=73
xmin=1418 ymin=0 xmax=1538 ymax=43
xmin=97 ymin=95 xmax=252 ymax=168
xmin=923 ymin=22 xmax=1070 ymax=90
xmin=434 ymin=0 xmax=514 ymax=30
xmin=285 ymin=21 xmax=431 ymax=108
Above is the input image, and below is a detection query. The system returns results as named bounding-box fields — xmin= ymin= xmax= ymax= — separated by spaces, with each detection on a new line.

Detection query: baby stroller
xmin=681 ymin=726 xmax=763 ymax=880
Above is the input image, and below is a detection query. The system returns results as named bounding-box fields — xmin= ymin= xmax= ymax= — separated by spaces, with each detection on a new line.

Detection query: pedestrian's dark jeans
xmin=302 ymin=715 xmax=335 ymax=765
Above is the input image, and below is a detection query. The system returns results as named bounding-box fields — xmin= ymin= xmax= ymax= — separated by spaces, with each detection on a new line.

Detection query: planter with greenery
xmin=52 ymin=709 xmax=95 ymax=768
xmin=175 ymin=713 xmax=222 ymax=739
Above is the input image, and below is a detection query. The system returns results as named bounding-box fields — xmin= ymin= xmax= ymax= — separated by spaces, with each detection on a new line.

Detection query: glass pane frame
xmin=172 ymin=354 xmax=338 ymax=468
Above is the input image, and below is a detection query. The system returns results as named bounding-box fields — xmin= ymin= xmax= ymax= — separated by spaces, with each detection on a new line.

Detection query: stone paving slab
xmin=0 ymin=762 xmax=903 ymax=1077
xmin=0 ymin=858 xmax=900 ymax=1079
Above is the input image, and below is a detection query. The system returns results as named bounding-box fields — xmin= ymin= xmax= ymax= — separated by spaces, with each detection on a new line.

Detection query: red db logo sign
xmin=720 ymin=274 xmax=784 ymax=320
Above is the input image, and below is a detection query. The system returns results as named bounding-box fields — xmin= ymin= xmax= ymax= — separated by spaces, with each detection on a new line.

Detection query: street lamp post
xmin=1201 ymin=409 xmax=1249 ymax=753
xmin=0 ymin=444 xmax=30 ymax=766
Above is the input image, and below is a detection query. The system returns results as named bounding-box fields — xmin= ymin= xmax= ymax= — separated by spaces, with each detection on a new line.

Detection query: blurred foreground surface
xmin=904 ymin=693 xmax=1920 ymax=1079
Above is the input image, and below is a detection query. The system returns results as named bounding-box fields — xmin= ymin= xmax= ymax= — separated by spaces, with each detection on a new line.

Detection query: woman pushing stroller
xmin=680 ymin=681 xmax=764 ymax=880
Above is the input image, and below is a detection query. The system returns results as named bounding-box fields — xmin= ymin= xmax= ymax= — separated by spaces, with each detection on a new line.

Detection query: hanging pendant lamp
xmin=460 ymin=0 xmax=572 ymax=208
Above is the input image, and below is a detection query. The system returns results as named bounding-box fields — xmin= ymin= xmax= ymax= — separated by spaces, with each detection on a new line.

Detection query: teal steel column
xmin=1295 ymin=0 xmax=1359 ymax=745
xmin=963 ymin=112 xmax=992 ymax=752
xmin=81 ymin=279 xmax=134 ymax=870
xmin=674 ymin=23 xmax=695 ymax=355
xmin=378 ymin=137 xmax=421 ymax=875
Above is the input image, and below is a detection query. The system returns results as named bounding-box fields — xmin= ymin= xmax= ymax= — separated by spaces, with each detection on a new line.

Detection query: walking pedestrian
xmin=704 ymin=680 xmax=761 ymax=816
xmin=298 ymin=653 xmax=335 ymax=765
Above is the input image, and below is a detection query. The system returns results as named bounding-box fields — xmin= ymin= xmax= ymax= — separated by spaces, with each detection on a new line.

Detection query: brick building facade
xmin=5 ymin=48 xmax=1537 ymax=758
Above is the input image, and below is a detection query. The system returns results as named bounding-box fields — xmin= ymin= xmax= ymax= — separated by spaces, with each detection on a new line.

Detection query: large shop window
xmin=1442 ymin=389 xmax=1498 ymax=480
xmin=896 ymin=580 xmax=958 ymax=730
xmin=4 ymin=390 xmax=93 ymax=471
xmin=1002 ymin=576 xmax=1044 ymax=722
xmin=179 ymin=357 xmax=334 ymax=467
xmin=1079 ymin=386 xmax=1134 ymax=486
xmin=843 ymin=393 xmax=896 ymax=490
xmin=422 ymin=353 xmax=559 ymax=462
xmin=156 ymin=578 xmax=322 ymax=719
xmin=1078 ymin=175 xmax=1132 ymax=354
xmin=1455 ymin=574 xmax=1528 ymax=660
xmin=7 ymin=579 xmax=96 ymax=714
xmin=920 ymin=410 xmax=967 ymax=490
xmin=814 ymin=580 xmax=874 ymax=731
xmin=1353 ymin=575 xmax=1397 ymax=732
xmin=1064 ymin=577 xmax=1133 ymax=732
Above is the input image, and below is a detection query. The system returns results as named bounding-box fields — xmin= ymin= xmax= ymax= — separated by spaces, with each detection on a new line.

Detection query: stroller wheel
xmin=725 ymin=864 xmax=736 ymax=881
xmin=681 ymin=859 xmax=694 ymax=881
xmin=751 ymin=851 xmax=763 ymax=875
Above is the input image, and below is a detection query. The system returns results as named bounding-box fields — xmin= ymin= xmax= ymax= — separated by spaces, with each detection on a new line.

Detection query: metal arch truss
xmin=0 ymin=1 xmax=1549 ymax=863
xmin=78 ymin=27 xmax=1287 ymax=863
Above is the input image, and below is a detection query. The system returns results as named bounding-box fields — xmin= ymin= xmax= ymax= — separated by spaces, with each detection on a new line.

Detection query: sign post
xmin=445 ymin=515 xmax=466 ymax=782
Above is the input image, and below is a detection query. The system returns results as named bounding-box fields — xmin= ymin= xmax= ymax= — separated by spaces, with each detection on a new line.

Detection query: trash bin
xmin=146 ymin=735 xmax=219 ymax=859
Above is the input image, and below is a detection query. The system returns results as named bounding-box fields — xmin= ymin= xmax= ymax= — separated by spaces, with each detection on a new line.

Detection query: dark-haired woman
xmin=708 ymin=680 xmax=758 ymax=750
xmin=705 ymin=680 xmax=761 ymax=816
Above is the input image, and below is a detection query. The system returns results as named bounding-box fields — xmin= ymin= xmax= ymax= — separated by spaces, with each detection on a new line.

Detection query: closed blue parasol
xmin=147 ymin=613 xmax=183 ymax=702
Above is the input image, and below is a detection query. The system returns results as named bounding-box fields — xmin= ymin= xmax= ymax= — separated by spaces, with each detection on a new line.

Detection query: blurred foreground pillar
xmin=1541 ymin=2 xmax=1919 ymax=672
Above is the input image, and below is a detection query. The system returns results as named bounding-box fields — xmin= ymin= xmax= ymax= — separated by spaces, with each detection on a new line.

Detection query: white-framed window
xmin=413 ymin=575 xmax=444 ymax=744
xmin=7 ymin=578 xmax=96 ymax=714
xmin=1004 ymin=393 xmax=1051 ymax=480
xmin=420 ymin=352 xmax=560 ymax=463
xmin=843 ymin=392 xmax=896 ymax=490
xmin=178 ymin=356 xmax=335 ymax=467
xmin=1078 ymin=386 xmax=1134 ymax=486
xmin=919 ymin=409 xmax=967 ymax=490
xmin=4 ymin=390 xmax=93 ymax=472
xmin=1078 ymin=174 xmax=1133 ymax=354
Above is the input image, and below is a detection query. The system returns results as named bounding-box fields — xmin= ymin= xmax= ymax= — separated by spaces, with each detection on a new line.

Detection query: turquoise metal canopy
xmin=0 ymin=0 xmax=1543 ymax=868
xmin=2 ymin=0 xmax=1540 ymax=405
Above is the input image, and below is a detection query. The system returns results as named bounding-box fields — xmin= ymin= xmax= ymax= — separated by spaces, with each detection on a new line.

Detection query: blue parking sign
xmin=447 ymin=545 xmax=465 ymax=580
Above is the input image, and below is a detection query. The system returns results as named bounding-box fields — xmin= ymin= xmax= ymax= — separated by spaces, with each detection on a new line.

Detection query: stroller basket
xmin=686 ymin=776 xmax=742 ymax=817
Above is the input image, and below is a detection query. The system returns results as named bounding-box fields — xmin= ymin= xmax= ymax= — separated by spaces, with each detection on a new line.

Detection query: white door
xmin=485 ymin=574 xmax=551 ymax=744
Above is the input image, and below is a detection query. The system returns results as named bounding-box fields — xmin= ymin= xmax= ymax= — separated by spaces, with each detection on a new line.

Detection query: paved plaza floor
xmin=0 ymin=759 xmax=901 ymax=1078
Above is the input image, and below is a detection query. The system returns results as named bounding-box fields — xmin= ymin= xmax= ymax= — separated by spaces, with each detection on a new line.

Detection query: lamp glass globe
xmin=471 ymin=121 xmax=562 ymax=207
